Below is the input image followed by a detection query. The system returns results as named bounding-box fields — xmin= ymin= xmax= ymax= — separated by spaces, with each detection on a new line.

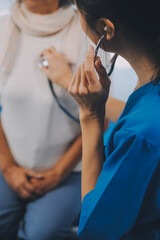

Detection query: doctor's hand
xmin=68 ymin=45 xmax=111 ymax=122
xmin=40 ymin=46 xmax=73 ymax=90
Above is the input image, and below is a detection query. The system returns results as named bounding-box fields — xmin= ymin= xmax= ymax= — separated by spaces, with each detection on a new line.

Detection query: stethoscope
xmin=39 ymin=56 xmax=81 ymax=124
xmin=48 ymin=80 xmax=81 ymax=124
xmin=39 ymin=37 xmax=118 ymax=125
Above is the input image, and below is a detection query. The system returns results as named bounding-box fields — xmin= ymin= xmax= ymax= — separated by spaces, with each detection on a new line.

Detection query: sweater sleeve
xmin=0 ymin=13 xmax=10 ymax=106
xmin=78 ymin=130 xmax=160 ymax=240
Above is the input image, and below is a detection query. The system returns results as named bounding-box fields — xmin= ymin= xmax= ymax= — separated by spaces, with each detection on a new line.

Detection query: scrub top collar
xmin=126 ymin=77 xmax=160 ymax=106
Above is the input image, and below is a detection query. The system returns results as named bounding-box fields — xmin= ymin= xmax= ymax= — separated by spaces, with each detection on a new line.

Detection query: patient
xmin=0 ymin=0 xmax=88 ymax=239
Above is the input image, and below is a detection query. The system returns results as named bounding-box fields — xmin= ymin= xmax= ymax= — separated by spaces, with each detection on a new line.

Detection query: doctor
xmin=68 ymin=0 xmax=160 ymax=239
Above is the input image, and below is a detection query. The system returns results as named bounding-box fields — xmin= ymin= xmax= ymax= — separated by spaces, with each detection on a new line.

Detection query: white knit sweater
xmin=0 ymin=10 xmax=88 ymax=171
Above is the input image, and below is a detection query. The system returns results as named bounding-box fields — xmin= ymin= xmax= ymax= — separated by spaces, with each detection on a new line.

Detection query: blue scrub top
xmin=78 ymin=80 xmax=160 ymax=240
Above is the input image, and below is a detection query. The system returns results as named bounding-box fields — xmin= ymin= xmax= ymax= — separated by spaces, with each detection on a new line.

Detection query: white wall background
xmin=98 ymin=49 xmax=137 ymax=102
xmin=110 ymin=56 xmax=137 ymax=102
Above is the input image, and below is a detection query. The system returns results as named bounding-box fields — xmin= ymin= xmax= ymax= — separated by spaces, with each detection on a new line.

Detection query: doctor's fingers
xmin=69 ymin=64 xmax=89 ymax=94
xmin=68 ymin=66 xmax=81 ymax=94
xmin=94 ymin=57 xmax=111 ymax=89
xmin=78 ymin=62 xmax=89 ymax=95
xmin=68 ymin=64 xmax=90 ymax=108
xmin=68 ymin=67 xmax=84 ymax=105
xmin=85 ymin=45 xmax=98 ymax=84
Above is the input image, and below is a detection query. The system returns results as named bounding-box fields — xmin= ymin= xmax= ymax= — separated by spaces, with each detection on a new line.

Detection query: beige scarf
xmin=0 ymin=2 xmax=76 ymax=83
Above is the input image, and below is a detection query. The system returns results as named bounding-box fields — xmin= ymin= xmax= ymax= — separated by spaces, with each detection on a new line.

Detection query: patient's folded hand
xmin=30 ymin=167 xmax=64 ymax=195
xmin=3 ymin=165 xmax=43 ymax=199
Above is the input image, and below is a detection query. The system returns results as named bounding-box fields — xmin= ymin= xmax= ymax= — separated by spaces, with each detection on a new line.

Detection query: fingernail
xmin=96 ymin=57 xmax=100 ymax=62
xmin=95 ymin=57 xmax=101 ymax=65
xmin=98 ymin=58 xmax=102 ymax=65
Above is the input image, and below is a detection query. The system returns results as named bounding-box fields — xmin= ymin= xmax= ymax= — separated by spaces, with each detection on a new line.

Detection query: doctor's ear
xmin=102 ymin=19 xmax=115 ymax=40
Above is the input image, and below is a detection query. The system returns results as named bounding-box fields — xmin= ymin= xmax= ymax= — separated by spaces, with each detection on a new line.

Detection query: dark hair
xmin=59 ymin=0 xmax=74 ymax=7
xmin=75 ymin=0 xmax=160 ymax=77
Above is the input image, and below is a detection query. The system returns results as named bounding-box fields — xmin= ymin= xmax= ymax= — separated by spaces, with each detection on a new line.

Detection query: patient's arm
xmin=105 ymin=97 xmax=125 ymax=123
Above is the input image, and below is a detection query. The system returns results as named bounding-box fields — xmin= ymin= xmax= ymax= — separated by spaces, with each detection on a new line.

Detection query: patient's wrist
xmin=1 ymin=161 xmax=17 ymax=175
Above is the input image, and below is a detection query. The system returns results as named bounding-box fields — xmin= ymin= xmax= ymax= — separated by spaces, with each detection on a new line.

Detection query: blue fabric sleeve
xmin=78 ymin=130 xmax=160 ymax=240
